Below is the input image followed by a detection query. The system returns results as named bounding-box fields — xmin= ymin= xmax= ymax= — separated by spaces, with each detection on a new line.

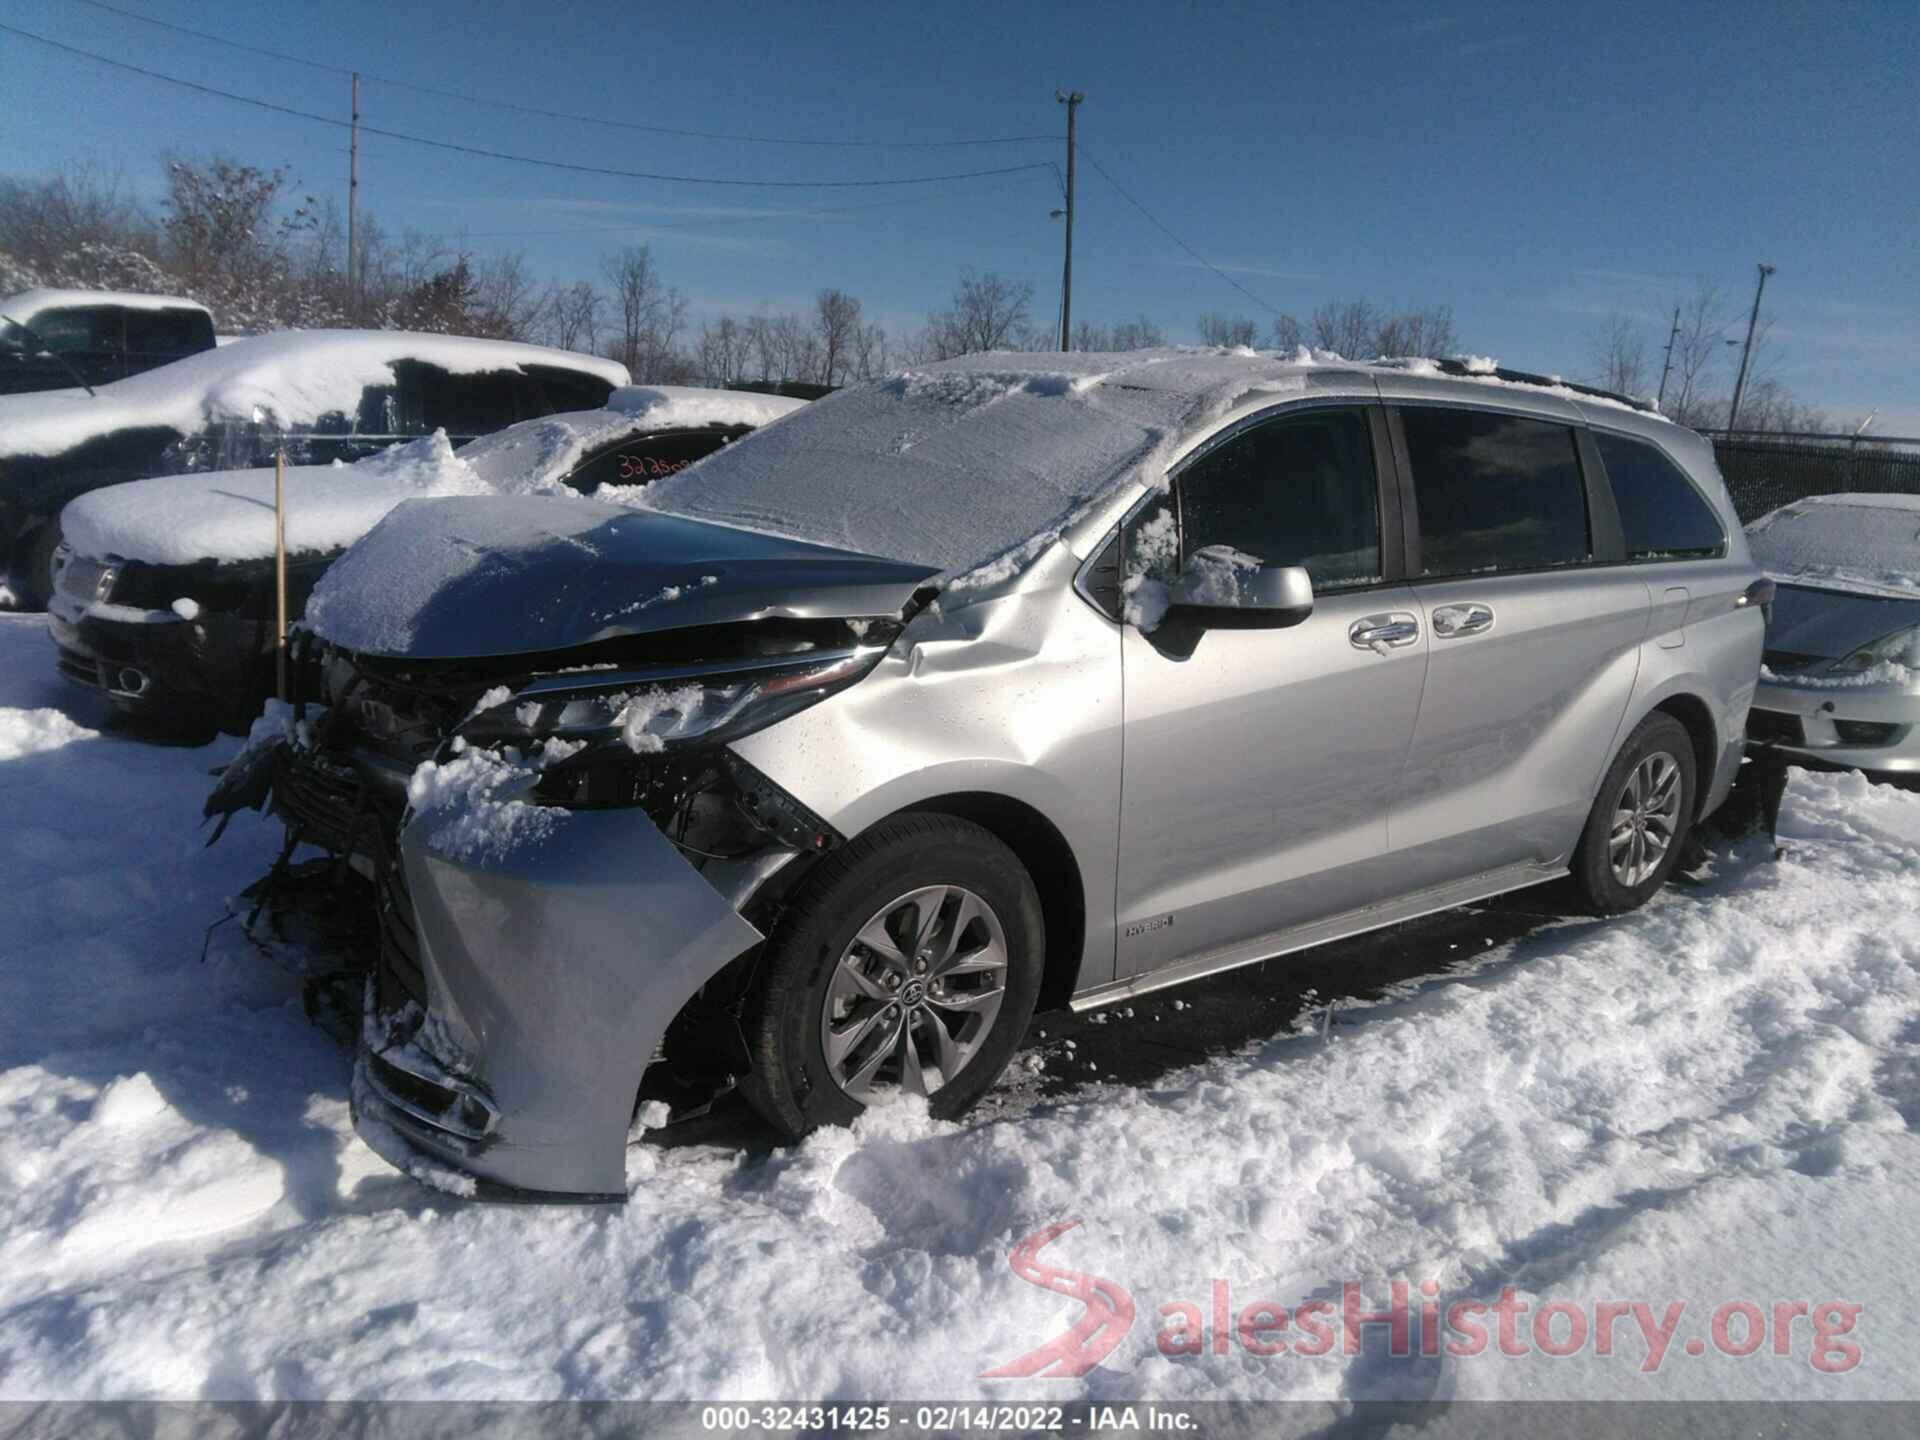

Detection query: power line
xmin=416 ymin=176 xmax=1054 ymax=241
xmin=0 ymin=23 xmax=1058 ymax=190
xmin=57 ymin=0 xmax=1056 ymax=151
xmin=1076 ymin=145 xmax=1283 ymax=318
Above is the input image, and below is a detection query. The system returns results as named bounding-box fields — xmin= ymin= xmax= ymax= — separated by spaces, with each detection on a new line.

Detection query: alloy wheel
xmin=819 ymin=884 xmax=1009 ymax=1100
xmin=1609 ymin=750 xmax=1683 ymax=887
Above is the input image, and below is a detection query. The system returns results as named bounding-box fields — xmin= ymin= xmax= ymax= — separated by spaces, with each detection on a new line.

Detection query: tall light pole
xmin=1655 ymin=304 xmax=1680 ymax=409
xmin=1056 ymin=89 xmax=1083 ymax=351
xmin=1726 ymin=262 xmax=1775 ymax=432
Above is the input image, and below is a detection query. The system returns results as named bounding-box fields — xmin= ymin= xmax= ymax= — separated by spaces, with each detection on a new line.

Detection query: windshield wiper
xmin=0 ymin=313 xmax=96 ymax=397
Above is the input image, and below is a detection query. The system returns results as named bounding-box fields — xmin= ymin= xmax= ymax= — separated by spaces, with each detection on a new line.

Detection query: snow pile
xmin=0 ymin=328 xmax=630 ymax=463
xmin=1749 ymin=494 xmax=1920 ymax=600
xmin=403 ymin=735 xmax=579 ymax=864
xmin=5 ymin=611 xmax=1920 ymax=1402
xmin=60 ymin=430 xmax=491 ymax=567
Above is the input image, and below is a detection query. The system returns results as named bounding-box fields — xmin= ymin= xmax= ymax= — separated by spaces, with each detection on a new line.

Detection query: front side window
xmin=1403 ymin=407 xmax=1590 ymax=577
xmin=1173 ymin=406 xmax=1382 ymax=590
xmin=19 ymin=307 xmax=99 ymax=353
xmin=1594 ymin=430 xmax=1727 ymax=561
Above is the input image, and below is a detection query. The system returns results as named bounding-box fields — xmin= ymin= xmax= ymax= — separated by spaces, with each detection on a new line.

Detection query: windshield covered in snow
xmin=633 ymin=351 xmax=1349 ymax=578
xmin=1748 ymin=495 xmax=1920 ymax=600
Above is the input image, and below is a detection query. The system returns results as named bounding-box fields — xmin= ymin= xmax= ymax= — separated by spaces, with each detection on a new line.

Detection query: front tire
xmin=1571 ymin=712 xmax=1697 ymax=914
xmin=10 ymin=519 xmax=62 ymax=611
xmin=739 ymin=814 xmax=1044 ymax=1139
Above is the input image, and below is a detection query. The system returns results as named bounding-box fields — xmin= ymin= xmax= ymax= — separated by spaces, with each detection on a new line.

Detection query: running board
xmin=1070 ymin=861 xmax=1567 ymax=1012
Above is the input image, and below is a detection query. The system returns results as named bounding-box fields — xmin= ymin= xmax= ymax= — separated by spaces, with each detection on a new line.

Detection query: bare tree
xmin=815 ymin=288 xmax=862 ymax=387
xmin=1662 ymin=283 xmax=1730 ymax=428
xmin=1373 ymin=305 xmax=1456 ymax=359
xmin=468 ymin=251 xmax=549 ymax=339
xmin=1071 ymin=315 xmax=1165 ymax=351
xmin=1269 ymin=313 xmax=1307 ymax=352
xmin=852 ymin=320 xmax=889 ymax=380
xmin=545 ymin=280 xmax=601 ymax=352
xmin=923 ymin=270 xmax=1034 ymax=358
xmin=696 ymin=313 xmax=758 ymax=386
xmin=1197 ymin=312 xmax=1258 ymax=348
xmin=599 ymin=243 xmax=687 ymax=382
xmin=1311 ymin=299 xmax=1380 ymax=357
xmin=1586 ymin=312 xmax=1650 ymax=397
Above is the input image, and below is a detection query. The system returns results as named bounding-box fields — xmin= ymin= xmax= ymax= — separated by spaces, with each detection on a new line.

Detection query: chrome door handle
xmin=1349 ymin=615 xmax=1419 ymax=655
xmin=1431 ymin=602 xmax=1494 ymax=638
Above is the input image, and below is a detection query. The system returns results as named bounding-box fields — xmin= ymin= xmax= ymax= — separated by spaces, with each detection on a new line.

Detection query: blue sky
xmin=4 ymin=0 xmax=1916 ymax=428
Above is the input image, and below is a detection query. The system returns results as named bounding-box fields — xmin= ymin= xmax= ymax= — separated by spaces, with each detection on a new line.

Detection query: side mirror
xmin=1164 ymin=548 xmax=1314 ymax=630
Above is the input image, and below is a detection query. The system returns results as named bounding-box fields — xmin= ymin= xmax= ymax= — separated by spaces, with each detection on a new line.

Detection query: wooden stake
xmin=275 ymin=446 xmax=288 ymax=701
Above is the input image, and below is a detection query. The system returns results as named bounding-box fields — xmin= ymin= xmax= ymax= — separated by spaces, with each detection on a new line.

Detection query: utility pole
xmin=348 ymin=72 xmax=361 ymax=322
xmin=1055 ymin=89 xmax=1082 ymax=351
xmin=1655 ymin=305 xmax=1680 ymax=409
xmin=1726 ymin=262 xmax=1775 ymax=432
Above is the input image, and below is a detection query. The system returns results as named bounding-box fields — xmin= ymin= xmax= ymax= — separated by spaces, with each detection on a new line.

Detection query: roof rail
xmin=1425 ymin=357 xmax=1660 ymax=414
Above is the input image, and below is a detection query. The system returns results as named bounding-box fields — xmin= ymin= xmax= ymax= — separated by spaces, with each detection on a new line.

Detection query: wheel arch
xmin=896 ymin=791 xmax=1087 ymax=1012
xmin=1648 ymin=691 xmax=1719 ymax=820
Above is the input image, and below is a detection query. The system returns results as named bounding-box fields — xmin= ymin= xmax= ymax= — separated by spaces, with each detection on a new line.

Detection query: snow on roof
xmin=1748 ymin=493 xmax=1920 ymax=599
xmin=0 ymin=329 xmax=630 ymax=462
xmin=637 ymin=347 xmax=1372 ymax=580
xmin=456 ymin=386 xmax=804 ymax=495
xmin=1 ymin=288 xmax=211 ymax=319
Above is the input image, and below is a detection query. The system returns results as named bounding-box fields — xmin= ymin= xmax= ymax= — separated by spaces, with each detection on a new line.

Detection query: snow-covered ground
xmin=1 ymin=607 xmax=1917 ymax=1402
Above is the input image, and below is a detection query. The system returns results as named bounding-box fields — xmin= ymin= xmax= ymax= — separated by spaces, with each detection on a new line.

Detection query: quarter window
xmin=1594 ymin=431 xmax=1727 ymax=561
xmin=1174 ymin=407 xmax=1381 ymax=590
xmin=1403 ymin=407 xmax=1590 ymax=577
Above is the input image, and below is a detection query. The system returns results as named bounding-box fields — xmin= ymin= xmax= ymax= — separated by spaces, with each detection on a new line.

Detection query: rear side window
xmin=565 ymin=427 xmax=748 ymax=495
xmin=1403 ymin=407 xmax=1590 ymax=577
xmin=1594 ymin=431 xmax=1727 ymax=561
xmin=1175 ymin=406 xmax=1381 ymax=590
xmin=124 ymin=307 xmax=213 ymax=360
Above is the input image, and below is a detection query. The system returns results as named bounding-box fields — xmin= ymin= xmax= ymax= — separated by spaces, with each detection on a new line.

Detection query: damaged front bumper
xmin=354 ymin=797 xmax=764 ymax=1199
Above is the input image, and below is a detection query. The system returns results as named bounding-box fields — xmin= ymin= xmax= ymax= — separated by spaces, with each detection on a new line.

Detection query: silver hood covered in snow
xmin=303 ymin=493 xmax=939 ymax=659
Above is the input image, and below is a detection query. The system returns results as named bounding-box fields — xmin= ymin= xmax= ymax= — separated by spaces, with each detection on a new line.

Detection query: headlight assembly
xmin=1830 ymin=624 xmax=1920 ymax=676
xmin=457 ymin=645 xmax=888 ymax=758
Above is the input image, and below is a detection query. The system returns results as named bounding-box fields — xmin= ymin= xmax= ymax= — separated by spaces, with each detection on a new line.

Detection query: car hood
xmin=304 ymin=493 xmax=940 ymax=660
xmin=57 ymin=431 xmax=490 ymax=568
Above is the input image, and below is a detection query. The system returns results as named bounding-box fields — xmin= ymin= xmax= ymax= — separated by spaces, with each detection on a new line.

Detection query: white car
xmin=1748 ymin=493 xmax=1920 ymax=778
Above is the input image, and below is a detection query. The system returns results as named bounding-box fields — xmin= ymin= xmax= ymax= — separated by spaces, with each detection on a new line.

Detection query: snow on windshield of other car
xmin=1748 ymin=493 xmax=1920 ymax=600
xmin=0 ymin=329 xmax=630 ymax=463
xmin=634 ymin=348 xmax=1352 ymax=582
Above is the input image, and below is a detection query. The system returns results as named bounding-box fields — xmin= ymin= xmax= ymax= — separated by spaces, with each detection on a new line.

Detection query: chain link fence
xmin=1711 ymin=432 xmax=1920 ymax=523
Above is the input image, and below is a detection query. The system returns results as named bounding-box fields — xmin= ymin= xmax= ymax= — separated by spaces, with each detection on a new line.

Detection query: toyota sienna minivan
xmin=252 ymin=348 xmax=1767 ymax=1200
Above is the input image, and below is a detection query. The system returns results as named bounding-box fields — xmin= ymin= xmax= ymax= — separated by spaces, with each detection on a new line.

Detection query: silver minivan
xmin=258 ymin=350 xmax=1767 ymax=1200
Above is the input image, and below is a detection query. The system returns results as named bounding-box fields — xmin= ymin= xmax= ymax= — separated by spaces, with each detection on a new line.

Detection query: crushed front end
xmin=267 ymin=620 xmax=893 ymax=1199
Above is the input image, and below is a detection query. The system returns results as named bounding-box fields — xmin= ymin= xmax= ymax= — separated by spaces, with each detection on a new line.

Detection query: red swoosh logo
xmin=981 ymin=1220 xmax=1135 ymax=1378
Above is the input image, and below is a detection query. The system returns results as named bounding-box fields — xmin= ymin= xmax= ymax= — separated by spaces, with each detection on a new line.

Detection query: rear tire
xmin=738 ymin=814 xmax=1044 ymax=1140
xmin=1571 ymin=712 xmax=1697 ymax=915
